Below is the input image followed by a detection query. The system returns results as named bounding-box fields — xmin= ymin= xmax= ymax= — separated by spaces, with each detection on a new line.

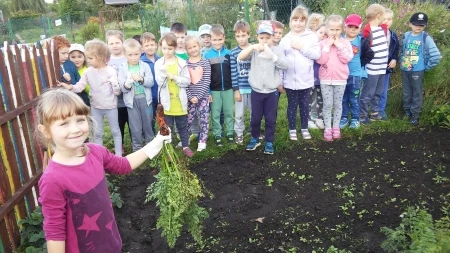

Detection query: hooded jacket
xmin=118 ymin=61 xmax=154 ymax=109
xmin=154 ymin=56 xmax=191 ymax=112
xmin=204 ymin=46 xmax=232 ymax=91
xmin=316 ymin=38 xmax=353 ymax=85
xmin=279 ymin=30 xmax=321 ymax=90
xmin=242 ymin=45 xmax=288 ymax=94
xmin=140 ymin=53 xmax=160 ymax=103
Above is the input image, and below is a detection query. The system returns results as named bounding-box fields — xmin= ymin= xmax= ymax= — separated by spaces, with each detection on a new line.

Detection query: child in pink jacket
xmin=316 ymin=15 xmax=353 ymax=141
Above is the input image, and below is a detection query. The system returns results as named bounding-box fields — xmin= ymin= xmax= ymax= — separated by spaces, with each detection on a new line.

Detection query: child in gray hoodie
xmin=238 ymin=21 xmax=288 ymax=155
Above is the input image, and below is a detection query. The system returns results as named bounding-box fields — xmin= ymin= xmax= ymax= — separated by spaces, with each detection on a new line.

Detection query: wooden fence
xmin=0 ymin=41 xmax=60 ymax=253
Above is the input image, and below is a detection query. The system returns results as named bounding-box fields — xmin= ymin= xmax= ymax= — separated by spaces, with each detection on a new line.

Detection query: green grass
xmin=101 ymin=94 xmax=416 ymax=167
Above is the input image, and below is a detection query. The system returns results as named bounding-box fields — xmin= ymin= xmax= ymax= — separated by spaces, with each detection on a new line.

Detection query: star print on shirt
xmin=77 ymin=211 xmax=102 ymax=238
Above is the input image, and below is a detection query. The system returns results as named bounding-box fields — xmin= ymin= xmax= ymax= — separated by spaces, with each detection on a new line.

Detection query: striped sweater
xmin=186 ymin=58 xmax=211 ymax=100
xmin=230 ymin=46 xmax=252 ymax=94
xmin=365 ymin=26 xmax=388 ymax=75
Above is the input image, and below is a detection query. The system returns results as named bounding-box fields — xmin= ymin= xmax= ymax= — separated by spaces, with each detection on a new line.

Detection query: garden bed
xmin=115 ymin=127 xmax=450 ymax=252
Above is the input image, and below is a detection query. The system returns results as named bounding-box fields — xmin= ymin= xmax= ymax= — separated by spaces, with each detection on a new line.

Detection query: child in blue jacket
xmin=400 ymin=12 xmax=441 ymax=125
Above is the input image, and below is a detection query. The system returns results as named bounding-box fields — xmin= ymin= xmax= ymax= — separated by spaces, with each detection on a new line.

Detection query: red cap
xmin=345 ymin=14 xmax=363 ymax=27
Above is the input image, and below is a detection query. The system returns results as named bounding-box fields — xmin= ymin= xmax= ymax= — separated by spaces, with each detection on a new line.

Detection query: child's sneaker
xmin=301 ymin=129 xmax=312 ymax=140
xmin=324 ymin=128 xmax=333 ymax=142
xmin=197 ymin=142 xmax=206 ymax=152
xmin=189 ymin=134 xmax=199 ymax=142
xmin=214 ymin=136 xmax=223 ymax=147
xmin=349 ymin=119 xmax=360 ymax=129
xmin=332 ymin=127 xmax=341 ymax=139
xmin=370 ymin=113 xmax=382 ymax=121
xmin=235 ymin=135 xmax=244 ymax=145
xmin=289 ymin=129 xmax=298 ymax=141
xmin=410 ymin=117 xmax=419 ymax=126
xmin=315 ymin=119 xmax=325 ymax=129
xmin=246 ymin=138 xmax=260 ymax=151
xmin=227 ymin=134 xmax=234 ymax=143
xmin=339 ymin=117 xmax=349 ymax=129
xmin=360 ymin=116 xmax=371 ymax=125
xmin=308 ymin=120 xmax=318 ymax=129
xmin=182 ymin=147 xmax=194 ymax=157
xmin=264 ymin=142 xmax=274 ymax=155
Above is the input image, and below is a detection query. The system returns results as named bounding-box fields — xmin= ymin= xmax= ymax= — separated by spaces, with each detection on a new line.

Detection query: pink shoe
xmin=332 ymin=127 xmax=341 ymax=139
xmin=182 ymin=147 xmax=194 ymax=157
xmin=324 ymin=129 xmax=333 ymax=142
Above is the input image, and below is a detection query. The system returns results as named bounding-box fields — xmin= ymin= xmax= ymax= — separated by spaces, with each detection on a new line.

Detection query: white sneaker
xmin=315 ymin=119 xmax=325 ymax=129
xmin=197 ymin=142 xmax=206 ymax=151
xmin=308 ymin=120 xmax=318 ymax=129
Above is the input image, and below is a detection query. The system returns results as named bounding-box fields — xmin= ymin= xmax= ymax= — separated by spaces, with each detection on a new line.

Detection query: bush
xmin=10 ymin=10 xmax=41 ymax=18
xmin=17 ymin=207 xmax=47 ymax=253
xmin=88 ymin=16 xmax=100 ymax=24
xmin=430 ymin=105 xmax=450 ymax=129
xmin=381 ymin=206 xmax=450 ymax=252
xmin=79 ymin=21 xmax=102 ymax=42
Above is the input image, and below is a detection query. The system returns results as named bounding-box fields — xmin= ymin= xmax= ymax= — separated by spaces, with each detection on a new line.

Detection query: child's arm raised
xmin=58 ymin=69 xmax=88 ymax=92
xmin=238 ymin=44 xmax=258 ymax=61
xmin=118 ymin=65 xmax=133 ymax=93
xmin=316 ymin=38 xmax=333 ymax=65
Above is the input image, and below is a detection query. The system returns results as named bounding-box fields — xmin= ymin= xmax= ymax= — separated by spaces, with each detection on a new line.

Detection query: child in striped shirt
xmin=185 ymin=35 xmax=211 ymax=152
xmin=359 ymin=4 xmax=389 ymax=124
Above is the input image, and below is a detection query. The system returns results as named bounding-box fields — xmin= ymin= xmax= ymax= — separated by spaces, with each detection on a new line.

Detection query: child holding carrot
xmin=37 ymin=88 xmax=170 ymax=253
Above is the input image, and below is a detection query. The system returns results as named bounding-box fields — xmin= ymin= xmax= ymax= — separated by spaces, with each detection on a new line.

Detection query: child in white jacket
xmin=154 ymin=33 xmax=193 ymax=157
xmin=279 ymin=5 xmax=321 ymax=141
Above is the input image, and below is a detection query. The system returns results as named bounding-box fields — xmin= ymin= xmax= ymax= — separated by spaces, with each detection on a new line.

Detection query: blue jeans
xmin=342 ymin=76 xmax=361 ymax=120
xmin=359 ymin=74 xmax=385 ymax=117
xmin=379 ymin=74 xmax=390 ymax=112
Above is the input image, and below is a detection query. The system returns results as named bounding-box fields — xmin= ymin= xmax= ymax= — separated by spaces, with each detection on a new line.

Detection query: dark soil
xmin=115 ymin=128 xmax=450 ymax=253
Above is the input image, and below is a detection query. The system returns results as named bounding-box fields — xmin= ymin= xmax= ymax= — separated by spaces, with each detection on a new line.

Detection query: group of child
xmin=51 ymin=3 xmax=440 ymax=157
xmin=35 ymin=4 xmax=442 ymax=252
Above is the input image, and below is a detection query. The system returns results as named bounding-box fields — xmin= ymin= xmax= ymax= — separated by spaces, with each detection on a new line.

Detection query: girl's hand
xmin=326 ymin=37 xmax=335 ymax=47
xmin=290 ymin=37 xmax=304 ymax=50
xmin=57 ymin=81 xmax=72 ymax=90
xmin=190 ymin=97 xmax=198 ymax=104
xmin=167 ymin=73 xmax=175 ymax=80
xmin=63 ymin=73 xmax=71 ymax=82
xmin=278 ymin=85 xmax=285 ymax=93
xmin=209 ymin=95 xmax=213 ymax=103
xmin=388 ymin=59 xmax=397 ymax=69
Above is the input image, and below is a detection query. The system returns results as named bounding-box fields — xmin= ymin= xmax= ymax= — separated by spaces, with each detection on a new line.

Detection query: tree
xmin=10 ymin=0 xmax=47 ymax=13
xmin=58 ymin=0 xmax=81 ymax=15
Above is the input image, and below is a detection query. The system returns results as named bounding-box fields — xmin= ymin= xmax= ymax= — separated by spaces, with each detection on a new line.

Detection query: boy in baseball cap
xmin=237 ymin=20 xmax=288 ymax=154
xmin=400 ymin=12 xmax=441 ymax=125
xmin=198 ymin=24 xmax=212 ymax=57
xmin=340 ymin=14 xmax=374 ymax=129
